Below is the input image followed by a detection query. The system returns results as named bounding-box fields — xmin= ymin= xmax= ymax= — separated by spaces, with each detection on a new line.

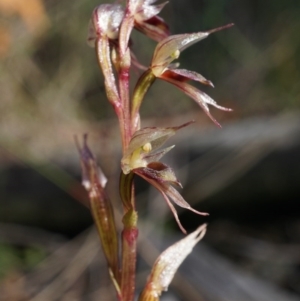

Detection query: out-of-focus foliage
xmin=0 ymin=243 xmax=46 ymax=278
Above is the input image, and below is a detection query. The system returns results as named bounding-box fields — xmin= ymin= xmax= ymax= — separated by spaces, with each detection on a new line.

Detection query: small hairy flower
xmin=121 ymin=123 xmax=183 ymax=174
xmin=150 ymin=24 xmax=234 ymax=127
xmin=121 ymin=122 xmax=208 ymax=233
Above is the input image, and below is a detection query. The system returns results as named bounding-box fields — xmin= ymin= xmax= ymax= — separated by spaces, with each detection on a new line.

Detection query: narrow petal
xmin=160 ymin=189 xmax=187 ymax=234
xmin=161 ymin=75 xmax=232 ymax=127
xmin=135 ymin=169 xmax=186 ymax=233
xmin=135 ymin=15 xmax=170 ymax=42
xmin=166 ymin=68 xmax=214 ymax=87
xmin=131 ymin=50 xmax=148 ymax=70
xmin=134 ymin=167 xmax=208 ymax=233
xmin=139 ymin=224 xmax=207 ymax=300
xmin=164 ymin=184 xmax=208 ymax=216
xmin=143 ymin=145 xmax=175 ymax=165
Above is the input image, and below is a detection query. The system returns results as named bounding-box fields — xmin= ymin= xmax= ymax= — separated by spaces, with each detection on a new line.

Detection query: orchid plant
xmin=77 ymin=1 xmax=233 ymax=300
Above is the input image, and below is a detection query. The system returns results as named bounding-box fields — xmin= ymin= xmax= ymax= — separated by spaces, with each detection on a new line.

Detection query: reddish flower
xmin=150 ymin=24 xmax=234 ymax=127
xmin=121 ymin=122 xmax=208 ymax=233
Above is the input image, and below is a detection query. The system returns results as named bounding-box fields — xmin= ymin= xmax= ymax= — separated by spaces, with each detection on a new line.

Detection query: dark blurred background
xmin=0 ymin=0 xmax=300 ymax=300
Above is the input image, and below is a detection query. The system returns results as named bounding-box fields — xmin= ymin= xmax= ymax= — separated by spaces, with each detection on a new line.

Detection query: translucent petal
xmin=136 ymin=2 xmax=168 ymax=22
xmin=139 ymin=224 xmax=207 ymax=299
xmin=151 ymin=23 xmax=234 ymax=76
xmin=164 ymin=184 xmax=208 ymax=216
xmin=134 ymin=167 xmax=208 ymax=233
xmin=134 ymin=15 xmax=170 ymax=42
xmin=90 ymin=4 xmax=124 ymax=40
xmin=134 ymin=168 xmax=186 ymax=233
xmin=143 ymin=145 xmax=175 ymax=165
xmin=161 ymin=75 xmax=232 ymax=127
xmin=167 ymin=68 xmax=214 ymax=87
xmin=151 ymin=32 xmax=209 ymax=76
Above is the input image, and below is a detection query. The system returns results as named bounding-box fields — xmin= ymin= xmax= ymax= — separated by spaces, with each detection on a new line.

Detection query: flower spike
xmin=84 ymin=0 xmax=234 ymax=298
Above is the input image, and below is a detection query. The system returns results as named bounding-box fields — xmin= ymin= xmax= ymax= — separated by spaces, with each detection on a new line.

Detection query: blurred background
xmin=0 ymin=0 xmax=300 ymax=300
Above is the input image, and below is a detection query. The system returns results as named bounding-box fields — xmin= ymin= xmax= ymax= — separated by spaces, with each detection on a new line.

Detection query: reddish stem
xmin=118 ymin=48 xmax=132 ymax=149
xmin=121 ymin=223 xmax=138 ymax=301
xmin=119 ymin=172 xmax=138 ymax=301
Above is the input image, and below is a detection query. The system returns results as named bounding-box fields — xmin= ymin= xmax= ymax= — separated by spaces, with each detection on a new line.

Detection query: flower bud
xmin=87 ymin=4 xmax=124 ymax=47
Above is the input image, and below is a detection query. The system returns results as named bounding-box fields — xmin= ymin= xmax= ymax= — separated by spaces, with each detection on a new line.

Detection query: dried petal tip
xmin=75 ymin=134 xmax=107 ymax=190
xmin=207 ymin=22 xmax=234 ymax=34
xmin=139 ymin=224 xmax=207 ymax=301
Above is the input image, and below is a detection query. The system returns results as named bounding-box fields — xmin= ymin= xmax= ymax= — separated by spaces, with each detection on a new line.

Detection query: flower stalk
xmin=79 ymin=1 xmax=233 ymax=300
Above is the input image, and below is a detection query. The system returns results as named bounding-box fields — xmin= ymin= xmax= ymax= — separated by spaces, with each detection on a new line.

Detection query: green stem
xmin=131 ymin=69 xmax=156 ymax=132
xmin=121 ymin=209 xmax=138 ymax=301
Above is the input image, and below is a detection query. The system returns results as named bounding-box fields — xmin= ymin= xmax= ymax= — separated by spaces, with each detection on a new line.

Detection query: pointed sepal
xmin=121 ymin=122 xmax=193 ymax=174
xmin=139 ymin=224 xmax=207 ymax=301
